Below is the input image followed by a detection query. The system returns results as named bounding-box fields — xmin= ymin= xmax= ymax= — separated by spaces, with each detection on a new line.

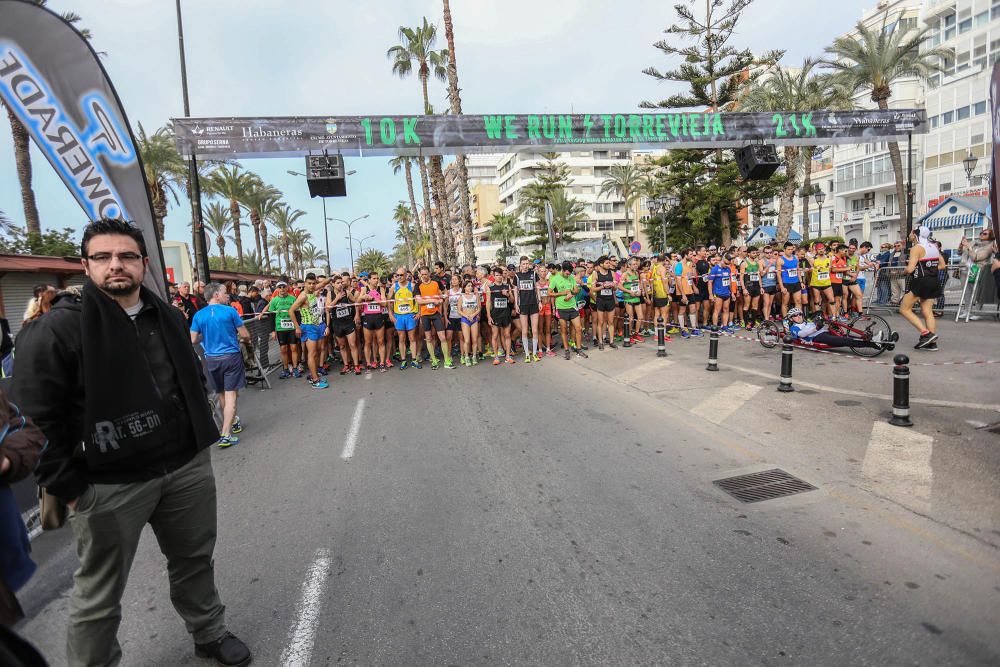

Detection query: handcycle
xmin=756 ymin=312 xmax=895 ymax=358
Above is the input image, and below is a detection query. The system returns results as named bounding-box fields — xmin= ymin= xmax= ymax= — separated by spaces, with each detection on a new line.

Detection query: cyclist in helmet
xmin=786 ymin=308 xmax=895 ymax=351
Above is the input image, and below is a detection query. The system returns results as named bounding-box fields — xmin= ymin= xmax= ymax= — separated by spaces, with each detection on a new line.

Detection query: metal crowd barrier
xmin=241 ymin=312 xmax=282 ymax=389
xmin=864 ymin=264 xmax=972 ymax=315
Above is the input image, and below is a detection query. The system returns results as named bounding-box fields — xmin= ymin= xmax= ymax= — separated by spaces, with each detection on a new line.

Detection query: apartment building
xmin=444 ymin=154 xmax=504 ymax=263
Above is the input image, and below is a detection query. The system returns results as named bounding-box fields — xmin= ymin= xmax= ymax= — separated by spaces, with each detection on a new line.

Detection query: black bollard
xmin=656 ymin=317 xmax=667 ymax=357
xmin=706 ymin=326 xmax=719 ymax=371
xmin=623 ymin=313 xmax=632 ymax=348
xmin=889 ymin=354 xmax=913 ymax=427
xmin=777 ymin=335 xmax=794 ymax=392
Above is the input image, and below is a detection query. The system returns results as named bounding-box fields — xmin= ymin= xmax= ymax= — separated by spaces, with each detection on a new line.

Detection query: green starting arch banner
xmin=173 ymin=109 xmax=927 ymax=159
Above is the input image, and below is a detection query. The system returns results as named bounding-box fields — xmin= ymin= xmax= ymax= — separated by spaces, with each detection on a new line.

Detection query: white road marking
xmin=726 ymin=363 xmax=1000 ymax=412
xmin=862 ymin=422 xmax=934 ymax=512
xmin=614 ymin=358 xmax=673 ymax=385
xmin=690 ymin=381 xmax=762 ymax=424
xmin=340 ymin=397 xmax=366 ymax=460
xmin=280 ymin=548 xmax=332 ymax=667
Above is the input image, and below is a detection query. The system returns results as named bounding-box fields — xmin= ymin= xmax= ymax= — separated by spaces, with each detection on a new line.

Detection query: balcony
xmin=839 ymin=206 xmax=898 ymax=222
xmin=921 ymin=0 xmax=956 ymax=23
xmin=835 ymin=170 xmax=897 ymax=193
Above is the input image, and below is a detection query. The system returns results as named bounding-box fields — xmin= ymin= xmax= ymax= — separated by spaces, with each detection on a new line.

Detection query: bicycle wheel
xmin=848 ymin=312 xmax=892 ymax=357
xmin=757 ymin=320 xmax=783 ymax=349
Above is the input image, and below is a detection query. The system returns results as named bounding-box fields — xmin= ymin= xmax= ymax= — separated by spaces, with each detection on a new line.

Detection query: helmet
xmin=786 ymin=308 xmax=803 ymax=318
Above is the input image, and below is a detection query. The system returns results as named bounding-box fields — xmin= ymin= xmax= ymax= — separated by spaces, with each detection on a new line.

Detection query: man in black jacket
xmin=13 ymin=219 xmax=251 ymax=667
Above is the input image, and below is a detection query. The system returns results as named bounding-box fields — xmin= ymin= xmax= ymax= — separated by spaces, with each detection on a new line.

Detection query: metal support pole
xmin=889 ymin=354 xmax=913 ymax=427
xmin=905 ymin=132 xmax=914 ymax=243
xmin=778 ymin=335 xmax=795 ymax=392
xmin=706 ymin=326 xmax=719 ymax=371
xmin=321 ymin=198 xmax=331 ymax=275
xmin=623 ymin=313 xmax=632 ymax=348
xmin=656 ymin=317 xmax=667 ymax=357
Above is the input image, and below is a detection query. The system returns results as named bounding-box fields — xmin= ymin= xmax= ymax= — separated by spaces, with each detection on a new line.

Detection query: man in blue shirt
xmin=707 ymin=255 xmax=734 ymax=332
xmin=191 ymin=283 xmax=250 ymax=447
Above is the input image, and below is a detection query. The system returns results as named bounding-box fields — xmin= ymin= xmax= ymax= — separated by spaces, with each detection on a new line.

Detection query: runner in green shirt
xmin=548 ymin=261 xmax=588 ymax=360
xmin=264 ymin=281 xmax=300 ymax=378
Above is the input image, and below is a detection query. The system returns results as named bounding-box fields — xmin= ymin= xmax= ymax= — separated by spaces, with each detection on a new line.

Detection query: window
xmin=943 ymin=12 xmax=956 ymax=40
xmin=885 ymin=194 xmax=896 ymax=215
xmin=956 ymin=106 xmax=970 ymax=121
xmin=956 ymin=51 xmax=970 ymax=72
xmin=972 ymin=133 xmax=984 ymax=144
xmin=975 ymin=10 xmax=989 ymax=27
xmin=940 ymin=182 xmax=951 ymax=193
xmin=974 ymin=101 xmax=987 ymax=115
xmin=994 ymin=1 xmax=1000 ymax=20
xmin=930 ymin=115 xmax=940 ymax=128
xmin=592 ymin=151 xmax=608 ymax=159
xmin=928 ymin=74 xmax=940 ymax=88
xmin=899 ymin=17 xmax=917 ymax=33
xmin=926 ymin=155 xmax=939 ymax=169
xmin=959 ymin=18 xmax=972 ymax=34
xmin=597 ymin=220 xmax=614 ymax=231
xmin=942 ymin=110 xmax=954 ymax=124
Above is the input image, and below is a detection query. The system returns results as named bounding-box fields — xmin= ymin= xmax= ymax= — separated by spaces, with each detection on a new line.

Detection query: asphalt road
xmin=13 ymin=314 xmax=1000 ymax=666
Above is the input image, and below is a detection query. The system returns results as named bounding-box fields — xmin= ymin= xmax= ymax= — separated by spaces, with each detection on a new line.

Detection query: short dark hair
xmin=434 ymin=261 xmax=445 ymax=270
xmin=560 ymin=260 xmax=573 ymax=272
xmin=519 ymin=255 xmax=529 ymax=262
xmin=305 ymin=273 xmax=317 ymax=281
xmin=81 ymin=218 xmax=147 ymax=258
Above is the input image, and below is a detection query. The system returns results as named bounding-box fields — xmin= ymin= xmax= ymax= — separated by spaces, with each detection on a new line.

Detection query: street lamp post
xmin=646 ymin=195 xmax=677 ymax=254
xmin=288 ymin=169 xmax=356 ymax=275
xmin=963 ymin=151 xmax=978 ymax=184
xmin=329 ymin=214 xmax=370 ymax=273
xmin=813 ymin=189 xmax=826 ymax=239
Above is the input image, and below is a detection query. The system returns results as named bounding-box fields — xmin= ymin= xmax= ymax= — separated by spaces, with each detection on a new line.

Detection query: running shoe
xmin=230 ymin=419 xmax=243 ymax=434
xmin=292 ymin=368 xmax=302 ymax=378
xmin=505 ymin=356 xmax=516 ymax=365
xmin=369 ymin=361 xmax=378 ymax=370
xmin=216 ymin=435 xmax=239 ymax=448
xmin=690 ymin=329 xmax=703 ymax=337
xmin=598 ymin=342 xmax=605 ymax=351
xmin=493 ymin=357 xmax=502 ymax=366
xmin=532 ymin=353 xmax=541 ymax=362
xmin=314 ymin=379 xmax=330 ymax=389
xmin=339 ymin=365 xmax=349 ymax=376
xmin=524 ymin=354 xmax=532 ymax=364
xmin=431 ymin=360 xmax=440 ymax=370
xmin=914 ymin=332 xmax=938 ymax=349
xmin=412 ymin=360 xmax=423 ymax=369
xmin=607 ymin=341 xmax=618 ymax=349
xmin=354 ymin=365 xmax=363 ymax=376
xmin=317 ymin=366 xmax=328 ymax=376
xmin=923 ymin=341 xmax=939 ymax=351
xmin=681 ymin=331 xmax=690 ymax=339
xmin=667 ymin=327 xmax=680 ymax=335
xmin=564 ymin=349 xmax=571 ymax=360
xmin=664 ymin=335 xmax=673 ymax=343
xmin=444 ymin=360 xmax=456 ymax=369
xmin=576 ymin=349 xmax=589 ymax=359
xmin=400 ymin=360 xmax=408 ymax=370
xmin=632 ymin=334 xmax=645 ymax=342
xmin=278 ymin=369 xmax=291 ymax=380
xmin=546 ymin=349 xmax=556 ymax=358
xmin=379 ymin=363 xmax=388 ymax=373
xmin=642 ymin=329 xmax=655 ymax=337
xmin=472 ymin=355 xmax=480 ymax=365
xmin=384 ymin=359 xmax=393 ymax=368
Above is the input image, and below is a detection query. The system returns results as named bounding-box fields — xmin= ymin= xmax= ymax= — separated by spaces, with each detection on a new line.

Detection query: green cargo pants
xmin=66 ymin=447 xmax=226 ymax=667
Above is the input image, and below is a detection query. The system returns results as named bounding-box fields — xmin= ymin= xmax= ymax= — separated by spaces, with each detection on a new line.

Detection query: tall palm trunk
xmin=228 ymin=198 xmax=245 ymax=268
xmin=7 ymin=107 xmax=41 ymax=236
xmin=260 ymin=223 xmax=272 ymax=272
xmin=250 ymin=211 xmax=263 ymax=259
xmin=403 ymin=160 xmax=419 ymax=267
xmin=430 ymin=155 xmax=455 ymax=265
xmin=418 ymin=155 xmax=439 ymax=263
xmin=775 ymin=146 xmax=800 ymax=244
xmin=800 ymin=151 xmax=814 ymax=242
xmin=442 ymin=0 xmax=476 ymax=264
xmin=216 ymin=236 xmax=227 ymax=270
xmin=877 ymin=98 xmax=909 ymax=240
xmin=153 ymin=183 xmax=168 ymax=240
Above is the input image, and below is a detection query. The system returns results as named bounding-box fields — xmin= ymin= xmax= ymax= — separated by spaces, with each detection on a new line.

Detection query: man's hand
xmin=271 ymin=332 xmax=277 ymax=341
xmin=295 ymin=326 xmax=302 ymax=337
xmin=0 ymin=456 xmax=9 ymax=475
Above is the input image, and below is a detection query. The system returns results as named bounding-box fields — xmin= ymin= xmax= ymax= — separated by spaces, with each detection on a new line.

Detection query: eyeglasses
xmin=86 ymin=252 xmax=144 ymax=264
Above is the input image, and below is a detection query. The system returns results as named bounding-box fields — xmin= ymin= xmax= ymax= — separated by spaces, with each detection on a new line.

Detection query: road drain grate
xmin=713 ymin=469 xmax=817 ymax=503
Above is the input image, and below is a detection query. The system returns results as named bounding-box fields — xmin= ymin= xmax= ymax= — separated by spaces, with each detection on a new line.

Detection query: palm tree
xmin=5 ymin=3 xmax=92 ymax=236
xmin=412 ymin=230 xmax=433 ymax=266
xmin=389 ymin=157 xmax=421 ymax=248
xmin=387 ymin=17 xmax=450 ymax=262
xmin=356 ymin=248 xmax=392 ymax=276
xmin=547 ymin=189 xmax=586 ymax=249
xmin=286 ymin=228 xmax=312 ymax=276
xmin=202 ymin=202 xmax=233 ymax=269
xmin=267 ymin=235 xmax=286 ymax=273
xmin=135 ymin=123 xmax=185 ymax=240
xmin=203 ymin=164 xmax=256 ymax=267
xmin=392 ymin=201 xmax=415 ymax=266
xmin=300 ymin=243 xmax=327 ymax=270
xmin=242 ymin=250 xmax=267 ymax=275
xmin=257 ymin=194 xmax=283 ymax=270
xmin=239 ymin=179 xmax=282 ymax=266
xmin=417 ymin=156 xmax=440 ymax=262
xmin=270 ymin=205 xmax=306 ymax=274
xmin=825 ymin=14 xmax=949 ymax=238
xmin=488 ymin=212 xmax=525 ymax=265
xmin=441 ymin=0 xmax=475 ymax=264
xmin=598 ymin=164 xmax=643 ymax=246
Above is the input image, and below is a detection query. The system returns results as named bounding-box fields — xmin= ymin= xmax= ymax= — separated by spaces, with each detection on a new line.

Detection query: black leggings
xmin=811 ymin=332 xmax=877 ymax=349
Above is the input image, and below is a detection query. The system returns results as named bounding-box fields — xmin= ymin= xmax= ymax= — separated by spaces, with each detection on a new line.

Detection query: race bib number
xmin=279 ymin=319 xmax=293 ymax=330
xmin=462 ymin=297 xmax=478 ymax=309
xmin=538 ymin=288 xmax=548 ymax=298
xmin=749 ymin=273 xmax=760 ymax=282
xmin=721 ymin=277 xmax=730 ymax=287
xmin=766 ymin=271 xmax=776 ymax=280
xmin=336 ymin=306 xmax=352 ymax=319
xmin=364 ymin=303 xmax=381 ymax=315
xmin=519 ymin=279 xmax=534 ymax=291
xmin=494 ymin=297 xmax=508 ymax=309
xmin=787 ymin=268 xmax=798 ymax=278
xmin=817 ymin=271 xmax=829 ymax=281
xmin=600 ymin=288 xmax=613 ymax=296
xmin=397 ymin=303 xmax=412 ymax=314
xmin=630 ymin=287 xmax=640 ymax=295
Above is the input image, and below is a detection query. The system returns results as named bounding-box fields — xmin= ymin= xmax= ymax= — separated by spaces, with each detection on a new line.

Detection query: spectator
xmin=12 ymin=219 xmax=252 ymax=667
xmin=190 ymin=282 xmax=250 ymax=447
xmin=21 ymin=284 xmax=55 ymax=325
xmin=248 ymin=286 xmax=271 ymax=369
xmin=192 ymin=280 xmax=208 ymax=310
xmin=958 ymin=228 xmax=997 ymax=319
xmin=173 ymin=281 xmax=200 ymax=321
xmin=888 ymin=240 xmax=906 ymax=305
xmin=0 ymin=389 xmax=46 ymax=627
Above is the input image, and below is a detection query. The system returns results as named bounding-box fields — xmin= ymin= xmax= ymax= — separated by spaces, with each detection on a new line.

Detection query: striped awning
xmin=924 ymin=213 xmax=984 ymax=231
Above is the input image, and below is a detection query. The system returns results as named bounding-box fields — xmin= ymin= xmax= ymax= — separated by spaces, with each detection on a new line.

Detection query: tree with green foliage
xmin=488 ymin=213 xmax=525 ymax=265
xmin=597 ymin=164 xmax=643 ymax=245
xmin=0 ymin=226 xmax=79 ymax=257
xmin=824 ymin=13 xmax=949 ymax=238
xmin=516 ymin=153 xmax=572 ymax=252
xmin=203 ymin=165 xmax=256 ymax=268
xmin=642 ymin=0 xmax=781 ymax=246
xmin=356 ymin=248 xmax=392 ymax=276
xmin=202 ymin=201 xmax=234 ymax=269
xmin=546 ymin=189 xmax=584 ymax=251
xmin=392 ymin=201 xmax=415 ymax=267
xmin=135 ymin=123 xmax=186 ymax=240
xmin=239 ymin=179 xmax=282 ymax=269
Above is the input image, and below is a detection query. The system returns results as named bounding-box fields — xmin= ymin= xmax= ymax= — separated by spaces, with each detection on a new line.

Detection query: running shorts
xmin=744 ymin=285 xmax=761 ymax=298
xmin=421 ymin=313 xmax=445 ymax=332
xmin=276 ymin=330 xmax=297 ymax=346
xmin=842 ymin=279 xmax=857 ymax=287
xmin=332 ymin=321 xmax=356 ymax=338
xmin=763 ymin=285 xmax=777 ymax=296
xmin=713 ymin=292 xmax=731 ymax=301
xmin=206 ymin=352 xmax=247 ymax=392
xmin=519 ymin=301 xmax=539 ymax=316
xmin=652 ymin=296 xmax=670 ymax=308
xmin=447 ymin=317 xmax=462 ymax=332
xmin=299 ymin=323 xmax=326 ymax=342
xmin=362 ymin=314 xmax=384 ymax=330
xmin=539 ymin=303 xmax=552 ymax=316
xmin=783 ymin=281 xmax=801 ymax=293
xmin=394 ymin=313 xmax=417 ymax=331
xmin=491 ymin=311 xmax=512 ymax=328
xmin=832 ymin=283 xmax=844 ymax=297
xmin=908 ymin=276 xmax=942 ymax=299
xmin=461 ymin=315 xmax=479 ymax=327
xmin=596 ymin=298 xmax=616 ymax=313
xmin=557 ymin=307 xmax=579 ymax=321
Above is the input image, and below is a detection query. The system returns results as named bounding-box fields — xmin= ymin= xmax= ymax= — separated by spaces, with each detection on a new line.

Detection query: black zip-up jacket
xmin=12 ymin=292 xmax=216 ymax=502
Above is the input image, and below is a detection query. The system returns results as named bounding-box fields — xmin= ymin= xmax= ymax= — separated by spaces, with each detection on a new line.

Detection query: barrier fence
xmin=864 ymin=264 xmax=998 ymax=321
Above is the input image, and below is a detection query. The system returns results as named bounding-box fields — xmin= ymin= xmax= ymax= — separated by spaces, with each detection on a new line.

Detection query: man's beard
xmin=100 ymin=275 xmax=140 ymax=296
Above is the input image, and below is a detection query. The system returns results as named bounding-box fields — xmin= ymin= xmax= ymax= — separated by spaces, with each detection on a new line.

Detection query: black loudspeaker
xmin=305 ymin=154 xmax=346 ymax=197
xmin=736 ymin=144 xmax=781 ymax=180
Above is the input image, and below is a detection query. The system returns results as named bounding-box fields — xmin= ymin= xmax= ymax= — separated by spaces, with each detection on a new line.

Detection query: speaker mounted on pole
xmin=736 ymin=143 xmax=781 ymax=180
xmin=305 ymin=153 xmax=347 ymax=197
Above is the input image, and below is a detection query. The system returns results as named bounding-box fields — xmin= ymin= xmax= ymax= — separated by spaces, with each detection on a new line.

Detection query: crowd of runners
xmin=166 ymin=228 xmax=960 ymax=392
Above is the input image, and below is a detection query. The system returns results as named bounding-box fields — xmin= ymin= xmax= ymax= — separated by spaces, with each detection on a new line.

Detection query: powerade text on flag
xmin=0 ymin=0 xmax=167 ymax=298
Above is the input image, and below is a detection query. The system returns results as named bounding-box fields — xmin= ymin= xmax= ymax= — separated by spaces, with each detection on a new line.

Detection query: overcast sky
xmin=0 ymin=0 xmax=878 ymax=270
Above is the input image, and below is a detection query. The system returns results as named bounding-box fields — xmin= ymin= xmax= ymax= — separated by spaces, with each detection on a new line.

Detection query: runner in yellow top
xmin=649 ymin=254 xmax=672 ymax=342
xmin=808 ymin=243 xmax=836 ymax=318
xmin=388 ymin=267 xmax=421 ymax=369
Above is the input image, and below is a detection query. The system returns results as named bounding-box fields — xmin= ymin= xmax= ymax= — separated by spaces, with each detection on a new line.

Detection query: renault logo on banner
xmin=0 ymin=41 xmax=135 ymax=221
